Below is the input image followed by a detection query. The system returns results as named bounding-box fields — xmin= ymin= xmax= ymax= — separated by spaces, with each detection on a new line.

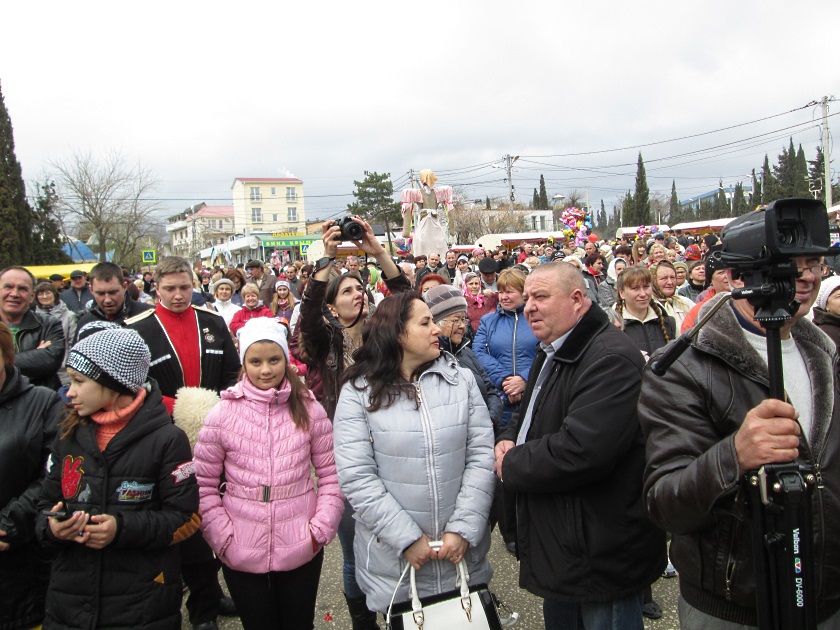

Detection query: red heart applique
xmin=62 ymin=455 xmax=85 ymax=500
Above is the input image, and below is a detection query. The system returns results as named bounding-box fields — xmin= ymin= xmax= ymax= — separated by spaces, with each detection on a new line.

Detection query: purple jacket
xmin=194 ymin=376 xmax=344 ymax=573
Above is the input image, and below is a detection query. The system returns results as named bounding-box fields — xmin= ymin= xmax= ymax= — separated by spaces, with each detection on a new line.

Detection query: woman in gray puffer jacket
xmin=333 ymin=292 xmax=495 ymax=613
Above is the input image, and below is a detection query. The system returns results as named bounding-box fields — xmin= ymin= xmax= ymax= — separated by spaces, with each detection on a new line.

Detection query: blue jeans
xmin=337 ymin=498 xmax=365 ymax=599
xmin=544 ymin=592 xmax=644 ymax=630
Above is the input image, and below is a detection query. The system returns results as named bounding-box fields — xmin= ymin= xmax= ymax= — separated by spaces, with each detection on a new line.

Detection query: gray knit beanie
xmin=424 ymin=284 xmax=467 ymax=321
xmin=67 ymin=328 xmax=151 ymax=395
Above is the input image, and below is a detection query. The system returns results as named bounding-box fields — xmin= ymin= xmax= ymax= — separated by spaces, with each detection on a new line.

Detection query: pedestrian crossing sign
xmin=142 ymin=250 xmax=156 ymax=263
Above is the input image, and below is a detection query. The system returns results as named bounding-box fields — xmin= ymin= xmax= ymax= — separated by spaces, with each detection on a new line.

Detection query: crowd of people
xmin=4 ymin=213 xmax=840 ymax=630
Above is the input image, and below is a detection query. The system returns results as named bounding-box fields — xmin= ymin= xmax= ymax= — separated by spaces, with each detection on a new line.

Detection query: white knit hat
xmin=816 ymin=275 xmax=840 ymax=311
xmin=237 ymin=317 xmax=289 ymax=363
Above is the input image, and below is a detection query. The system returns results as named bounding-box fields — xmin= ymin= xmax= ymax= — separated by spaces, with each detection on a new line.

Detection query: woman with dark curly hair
xmin=333 ymin=292 xmax=495 ymax=613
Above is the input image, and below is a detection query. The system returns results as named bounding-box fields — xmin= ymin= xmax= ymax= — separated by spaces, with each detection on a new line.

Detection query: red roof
xmin=232 ymin=177 xmax=303 ymax=186
xmin=195 ymin=205 xmax=234 ymax=218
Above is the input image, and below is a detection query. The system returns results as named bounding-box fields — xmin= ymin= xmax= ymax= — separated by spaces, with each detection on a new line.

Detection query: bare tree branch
xmin=49 ymin=150 xmax=161 ymax=265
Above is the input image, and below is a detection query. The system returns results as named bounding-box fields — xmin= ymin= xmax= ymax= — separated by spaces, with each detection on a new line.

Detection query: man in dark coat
xmin=127 ymin=256 xmax=240 ymax=630
xmin=495 ymin=262 xmax=665 ymax=630
xmin=0 ymin=266 xmax=65 ymax=390
xmin=75 ymin=262 xmax=153 ymax=341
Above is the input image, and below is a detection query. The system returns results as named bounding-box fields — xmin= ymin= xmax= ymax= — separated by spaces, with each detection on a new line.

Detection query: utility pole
xmin=504 ymin=154 xmax=519 ymax=211
xmin=822 ymin=96 xmax=833 ymax=209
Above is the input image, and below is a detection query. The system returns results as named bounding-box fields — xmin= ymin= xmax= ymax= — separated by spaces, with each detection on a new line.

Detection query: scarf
xmin=90 ymin=388 xmax=147 ymax=451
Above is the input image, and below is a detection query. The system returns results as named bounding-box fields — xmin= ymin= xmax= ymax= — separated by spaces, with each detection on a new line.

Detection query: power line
xmin=520 ymin=102 xmax=817 ymax=159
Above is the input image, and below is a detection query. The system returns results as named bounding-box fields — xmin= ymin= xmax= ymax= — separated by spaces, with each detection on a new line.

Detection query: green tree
xmin=750 ymin=169 xmax=761 ymax=209
xmin=621 ymin=190 xmax=636 ymax=226
xmin=347 ymin=170 xmax=399 ymax=251
xmin=807 ymin=146 xmax=840 ymax=203
xmin=669 ymin=180 xmax=681 ymax=224
xmin=538 ymin=174 xmax=549 ymax=210
xmin=0 ymin=81 xmax=32 ymax=267
xmin=30 ymin=181 xmax=71 ymax=265
xmin=793 ymin=144 xmax=810 ymax=197
xmin=532 ymin=188 xmax=539 ymax=209
xmin=633 ymin=153 xmax=651 ymax=225
xmin=773 ymin=139 xmax=797 ymax=198
xmin=761 ymin=154 xmax=780 ymax=203
xmin=485 ymin=196 xmax=491 ymax=210
xmin=598 ymin=199 xmax=608 ymax=229
xmin=732 ymin=182 xmax=749 ymax=216
xmin=712 ymin=181 xmax=729 ymax=219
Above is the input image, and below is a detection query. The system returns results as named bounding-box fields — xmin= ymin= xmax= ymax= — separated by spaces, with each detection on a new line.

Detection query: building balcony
xmin=166 ymin=220 xmax=188 ymax=232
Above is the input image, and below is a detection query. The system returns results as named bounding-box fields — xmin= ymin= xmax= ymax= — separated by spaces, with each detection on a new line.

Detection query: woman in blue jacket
xmin=473 ymin=268 xmax=539 ymax=427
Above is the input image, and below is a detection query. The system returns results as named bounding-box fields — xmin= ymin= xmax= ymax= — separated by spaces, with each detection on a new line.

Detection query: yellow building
xmin=231 ymin=177 xmax=306 ymax=237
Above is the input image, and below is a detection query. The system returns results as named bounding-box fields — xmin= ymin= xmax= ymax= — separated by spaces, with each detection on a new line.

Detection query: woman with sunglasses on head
xmin=293 ymin=217 xmax=410 ymax=629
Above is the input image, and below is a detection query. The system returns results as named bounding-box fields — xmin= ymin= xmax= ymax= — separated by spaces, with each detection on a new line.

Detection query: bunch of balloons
xmin=560 ymin=207 xmax=594 ymax=247
xmin=636 ymin=225 xmax=660 ymax=238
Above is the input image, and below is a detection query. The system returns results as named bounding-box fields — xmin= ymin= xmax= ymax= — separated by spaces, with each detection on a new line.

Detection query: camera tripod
xmin=740 ymin=267 xmax=818 ymax=630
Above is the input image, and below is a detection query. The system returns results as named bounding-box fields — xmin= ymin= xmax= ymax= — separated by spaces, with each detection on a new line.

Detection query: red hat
xmin=684 ymin=244 xmax=701 ymax=261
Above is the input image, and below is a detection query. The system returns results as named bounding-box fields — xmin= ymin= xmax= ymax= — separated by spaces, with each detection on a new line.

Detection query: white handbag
xmin=385 ymin=548 xmax=518 ymax=630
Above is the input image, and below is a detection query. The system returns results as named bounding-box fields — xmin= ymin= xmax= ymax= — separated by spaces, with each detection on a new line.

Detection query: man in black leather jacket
xmin=639 ymin=252 xmax=840 ymax=628
xmin=74 ymin=262 xmax=152 ymax=341
xmin=0 ymin=267 xmax=65 ymax=389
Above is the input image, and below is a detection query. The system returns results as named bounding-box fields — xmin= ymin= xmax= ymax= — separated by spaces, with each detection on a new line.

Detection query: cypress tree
xmin=0 ymin=81 xmax=31 ymax=266
xmin=761 ymin=154 xmax=779 ymax=203
xmin=793 ymin=145 xmax=810 ymax=197
xmin=773 ymin=139 xmax=797 ymax=197
xmin=31 ymin=181 xmax=71 ymax=265
xmin=750 ymin=169 xmax=761 ymax=209
xmin=485 ymin=196 xmax=491 ymax=210
xmin=622 ymin=190 xmax=636 ymax=226
xmin=634 ymin=153 xmax=651 ymax=225
xmin=712 ymin=181 xmax=729 ymax=219
xmin=669 ymin=180 xmax=681 ymax=224
xmin=538 ymin=175 xmax=549 ymax=210
xmin=532 ymin=188 xmax=539 ymax=209
xmin=732 ymin=182 xmax=748 ymax=216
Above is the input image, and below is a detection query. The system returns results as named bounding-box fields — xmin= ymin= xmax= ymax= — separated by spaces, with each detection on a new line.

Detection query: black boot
xmin=344 ymin=593 xmax=380 ymax=630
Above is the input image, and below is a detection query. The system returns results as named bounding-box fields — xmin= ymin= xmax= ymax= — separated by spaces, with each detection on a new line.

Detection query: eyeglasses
xmin=796 ymin=263 xmax=823 ymax=276
xmin=443 ymin=316 xmax=468 ymax=327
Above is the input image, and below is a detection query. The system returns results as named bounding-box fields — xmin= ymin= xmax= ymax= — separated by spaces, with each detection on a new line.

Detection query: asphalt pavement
xmin=184 ymin=530 xmax=680 ymax=629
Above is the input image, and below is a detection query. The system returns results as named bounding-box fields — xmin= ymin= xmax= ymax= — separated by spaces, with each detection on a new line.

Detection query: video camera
xmin=709 ymin=198 xmax=831 ymax=324
xmin=330 ymin=216 xmax=365 ymax=241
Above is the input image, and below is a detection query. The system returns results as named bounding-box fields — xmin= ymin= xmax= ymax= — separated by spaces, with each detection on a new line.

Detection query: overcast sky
xmin=2 ymin=1 xmax=839 ymax=227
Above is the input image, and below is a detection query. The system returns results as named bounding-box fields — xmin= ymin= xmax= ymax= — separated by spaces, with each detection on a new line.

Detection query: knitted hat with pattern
xmin=67 ymin=328 xmax=151 ymax=395
xmin=424 ymin=284 xmax=467 ymax=321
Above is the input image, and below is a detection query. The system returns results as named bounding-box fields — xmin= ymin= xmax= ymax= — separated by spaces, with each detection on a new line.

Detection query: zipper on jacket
xmin=415 ymin=380 xmax=444 ymax=593
xmin=724 ymin=518 xmax=741 ymax=601
xmin=267 ymin=391 xmax=277 ymax=572
xmin=512 ymin=311 xmax=519 ymax=376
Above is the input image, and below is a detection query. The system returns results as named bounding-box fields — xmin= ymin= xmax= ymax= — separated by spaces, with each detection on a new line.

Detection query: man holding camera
xmin=639 ymin=222 xmax=840 ymax=626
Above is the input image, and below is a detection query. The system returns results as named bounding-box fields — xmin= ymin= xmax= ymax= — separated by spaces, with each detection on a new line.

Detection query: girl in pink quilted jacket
xmin=194 ymin=317 xmax=344 ymax=629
